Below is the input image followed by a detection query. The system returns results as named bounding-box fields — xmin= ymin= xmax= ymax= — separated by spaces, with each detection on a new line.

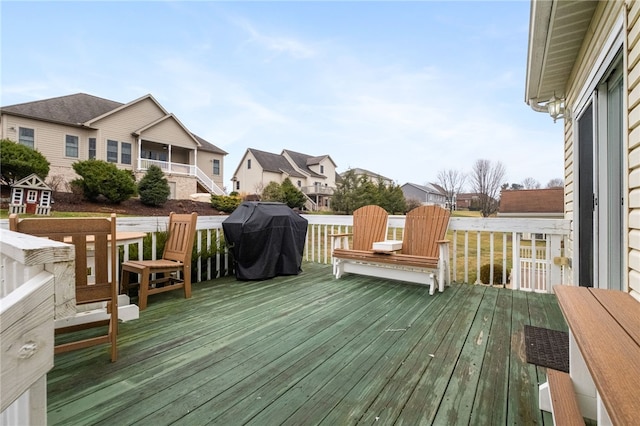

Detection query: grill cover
xmin=222 ymin=202 xmax=308 ymax=280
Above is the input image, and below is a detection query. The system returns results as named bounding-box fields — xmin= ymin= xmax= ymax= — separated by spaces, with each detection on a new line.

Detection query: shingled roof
xmin=1 ymin=93 xmax=226 ymax=154
xmin=192 ymin=133 xmax=227 ymax=155
xmin=1 ymin=93 xmax=123 ymax=126
xmin=283 ymin=149 xmax=333 ymax=179
xmin=499 ymin=188 xmax=564 ymax=215
xmin=249 ymin=148 xmax=306 ymax=178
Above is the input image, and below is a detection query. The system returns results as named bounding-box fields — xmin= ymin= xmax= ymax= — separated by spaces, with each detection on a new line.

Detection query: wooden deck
xmin=47 ymin=263 xmax=566 ymax=425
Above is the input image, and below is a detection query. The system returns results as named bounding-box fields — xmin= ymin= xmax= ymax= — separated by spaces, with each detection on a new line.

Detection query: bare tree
xmin=436 ymin=168 xmax=467 ymax=211
xmin=522 ymin=177 xmax=541 ymax=189
xmin=546 ymin=178 xmax=564 ymax=188
xmin=470 ymin=159 xmax=506 ymax=217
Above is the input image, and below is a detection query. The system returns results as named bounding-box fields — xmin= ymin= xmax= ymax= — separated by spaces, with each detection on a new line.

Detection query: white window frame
xmin=88 ymin=137 xmax=96 ymax=159
xmin=107 ymin=139 xmax=118 ymax=163
xmin=19 ymin=127 xmax=35 ymax=149
xmin=40 ymin=191 xmax=51 ymax=206
xmin=12 ymin=188 xmax=23 ymax=204
xmin=121 ymin=142 xmax=132 ymax=165
xmin=27 ymin=190 xmax=37 ymax=203
xmin=65 ymin=134 xmax=79 ymax=158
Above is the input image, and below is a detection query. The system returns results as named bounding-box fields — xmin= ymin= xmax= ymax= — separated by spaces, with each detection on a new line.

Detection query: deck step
xmin=547 ymin=369 xmax=584 ymax=426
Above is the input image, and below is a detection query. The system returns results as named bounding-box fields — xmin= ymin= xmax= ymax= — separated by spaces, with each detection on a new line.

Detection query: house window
xmin=19 ymin=127 xmax=34 ymax=149
xmin=213 ymin=159 xmax=220 ymax=175
xmin=40 ymin=191 xmax=51 ymax=206
xmin=247 ymin=159 xmax=252 ymax=169
xmin=12 ymin=188 xmax=23 ymax=204
xmin=320 ymin=165 xmax=324 ymax=174
xmin=88 ymin=138 xmax=96 ymax=159
xmin=297 ymin=180 xmax=302 ymax=187
xmin=121 ymin=142 xmax=132 ymax=165
xmin=236 ymin=181 xmax=240 ymax=191
xmin=27 ymin=190 xmax=37 ymax=203
xmin=107 ymin=140 xmax=118 ymax=163
xmin=65 ymin=135 xmax=79 ymax=158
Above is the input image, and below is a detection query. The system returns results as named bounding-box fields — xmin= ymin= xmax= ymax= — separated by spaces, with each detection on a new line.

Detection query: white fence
xmin=0 ymin=214 xmax=572 ymax=294
xmin=303 ymin=215 xmax=571 ymax=292
xmin=0 ymin=229 xmax=75 ymax=425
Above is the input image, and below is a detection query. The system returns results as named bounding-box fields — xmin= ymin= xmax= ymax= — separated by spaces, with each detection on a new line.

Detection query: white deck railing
xmin=138 ymin=158 xmax=225 ymax=195
xmin=0 ymin=214 xmax=571 ymax=294
xmin=302 ymin=215 xmax=571 ymax=292
xmin=0 ymin=229 xmax=75 ymax=425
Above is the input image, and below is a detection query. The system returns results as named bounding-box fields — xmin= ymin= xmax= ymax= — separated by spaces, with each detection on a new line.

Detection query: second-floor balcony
xmin=301 ymin=185 xmax=334 ymax=196
xmin=138 ymin=158 xmax=225 ymax=196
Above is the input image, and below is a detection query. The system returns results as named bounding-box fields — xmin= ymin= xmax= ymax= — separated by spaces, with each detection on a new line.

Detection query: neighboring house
xmin=341 ymin=168 xmax=394 ymax=186
xmin=231 ymin=148 xmax=337 ymax=211
xmin=498 ymin=188 xmax=564 ymax=241
xmin=526 ymin=1 xmax=634 ymax=295
xmin=455 ymin=193 xmax=480 ymax=211
xmin=497 ymin=188 xmax=564 ymax=218
xmin=401 ymin=183 xmax=447 ymax=207
xmin=0 ymin=93 xmax=227 ymax=200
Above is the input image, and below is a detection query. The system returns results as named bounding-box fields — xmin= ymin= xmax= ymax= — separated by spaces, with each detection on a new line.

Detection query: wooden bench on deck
xmin=333 ymin=205 xmax=450 ymax=296
xmin=539 ymin=285 xmax=640 ymax=424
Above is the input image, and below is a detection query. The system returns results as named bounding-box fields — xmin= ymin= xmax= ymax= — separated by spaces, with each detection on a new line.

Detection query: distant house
xmin=0 ymin=93 xmax=227 ymax=200
xmin=401 ymin=183 xmax=446 ymax=207
xmin=498 ymin=188 xmax=564 ymax=218
xmin=341 ymin=168 xmax=394 ymax=186
xmin=230 ymin=148 xmax=337 ymax=211
xmin=455 ymin=193 xmax=480 ymax=210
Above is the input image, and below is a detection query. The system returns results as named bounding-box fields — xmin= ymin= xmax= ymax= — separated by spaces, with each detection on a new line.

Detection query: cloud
xmin=234 ymin=17 xmax=316 ymax=60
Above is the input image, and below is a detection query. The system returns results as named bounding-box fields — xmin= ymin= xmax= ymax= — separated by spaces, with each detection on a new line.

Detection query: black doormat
xmin=524 ymin=325 xmax=569 ymax=373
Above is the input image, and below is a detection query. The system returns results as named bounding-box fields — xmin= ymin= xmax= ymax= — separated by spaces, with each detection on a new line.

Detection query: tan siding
xmin=630 ymin=124 xmax=640 ymax=149
xmin=629 ymin=1 xmax=640 ymax=296
xmin=141 ymin=118 xmax=197 ymax=149
xmin=92 ymin=98 xmax=165 ymax=133
xmin=233 ymin=151 xmax=271 ymax=194
xmin=631 ymin=167 xmax=640 ymax=187
xmin=631 ymin=228 xmax=640 ymax=251
xmin=2 ymin=116 xmax=93 ymax=168
xmin=197 ymin=152 xmax=225 ymax=190
xmin=630 ymin=0 xmax=640 ymax=27
xmin=630 ymin=269 xmax=640 ymax=298
xmin=93 ymin=98 xmax=166 ymax=167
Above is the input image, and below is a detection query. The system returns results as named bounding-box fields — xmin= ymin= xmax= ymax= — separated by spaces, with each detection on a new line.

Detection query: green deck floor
xmin=47 ymin=262 xmax=567 ymax=425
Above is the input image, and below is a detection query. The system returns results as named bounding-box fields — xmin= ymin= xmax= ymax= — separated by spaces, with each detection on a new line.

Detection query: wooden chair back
xmin=163 ymin=212 xmax=198 ymax=264
xmin=9 ymin=213 xmax=118 ymax=361
xmin=351 ymin=205 xmax=389 ymax=251
xmin=402 ymin=205 xmax=451 ymax=258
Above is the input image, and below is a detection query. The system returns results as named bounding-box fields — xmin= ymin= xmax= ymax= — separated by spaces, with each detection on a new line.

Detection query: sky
xmin=0 ymin=0 xmax=563 ymax=191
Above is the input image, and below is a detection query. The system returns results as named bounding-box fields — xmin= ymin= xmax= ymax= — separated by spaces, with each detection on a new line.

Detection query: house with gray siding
xmin=401 ymin=182 xmax=446 ymax=207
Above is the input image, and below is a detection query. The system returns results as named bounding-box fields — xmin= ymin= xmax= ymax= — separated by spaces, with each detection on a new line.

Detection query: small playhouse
xmin=10 ymin=173 xmax=53 ymax=215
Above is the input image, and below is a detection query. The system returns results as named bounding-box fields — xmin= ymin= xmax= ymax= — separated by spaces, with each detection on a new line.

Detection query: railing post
xmin=512 ymin=232 xmax=520 ymax=290
xmin=548 ymin=234 xmax=563 ymax=292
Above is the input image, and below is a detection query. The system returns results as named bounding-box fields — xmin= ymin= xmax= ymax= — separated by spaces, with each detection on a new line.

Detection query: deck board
xmin=47 ymin=263 xmax=564 ymax=425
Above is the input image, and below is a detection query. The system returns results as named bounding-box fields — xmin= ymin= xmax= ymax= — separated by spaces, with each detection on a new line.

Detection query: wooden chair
xmin=331 ymin=205 xmax=388 ymax=275
xmin=333 ymin=205 xmax=451 ymax=295
xmin=9 ymin=213 xmax=119 ymax=362
xmin=120 ymin=212 xmax=197 ymax=310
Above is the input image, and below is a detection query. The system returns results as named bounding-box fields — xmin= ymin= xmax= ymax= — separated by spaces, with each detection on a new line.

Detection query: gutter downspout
xmin=528 ymin=98 xmax=549 ymax=114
